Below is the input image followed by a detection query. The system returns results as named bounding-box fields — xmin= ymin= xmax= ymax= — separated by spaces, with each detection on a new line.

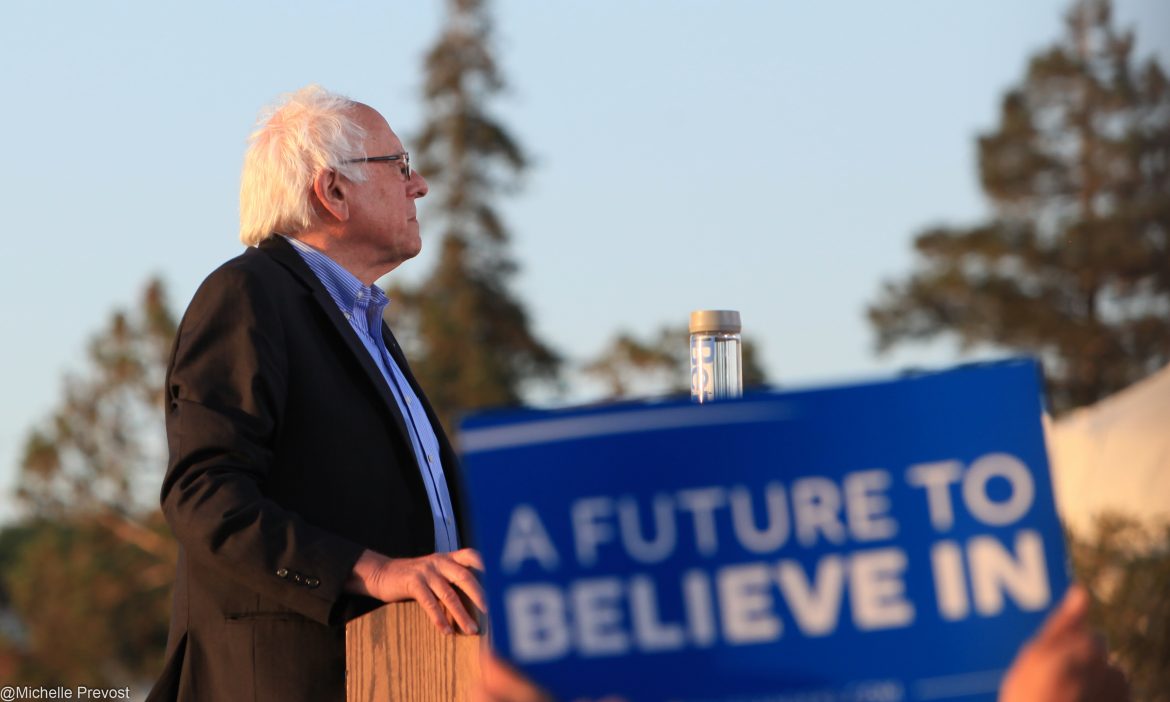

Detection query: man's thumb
xmin=1039 ymin=585 xmax=1090 ymax=642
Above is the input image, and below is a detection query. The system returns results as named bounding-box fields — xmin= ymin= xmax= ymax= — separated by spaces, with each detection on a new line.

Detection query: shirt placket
xmin=364 ymin=293 xmax=457 ymax=551
xmin=388 ymin=356 xmax=457 ymax=550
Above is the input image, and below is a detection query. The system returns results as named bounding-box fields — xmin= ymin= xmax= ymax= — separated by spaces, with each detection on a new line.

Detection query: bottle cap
xmin=689 ymin=309 xmax=741 ymax=334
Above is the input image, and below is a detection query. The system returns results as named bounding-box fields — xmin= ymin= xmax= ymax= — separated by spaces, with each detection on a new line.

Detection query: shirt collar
xmin=281 ymin=235 xmax=390 ymax=336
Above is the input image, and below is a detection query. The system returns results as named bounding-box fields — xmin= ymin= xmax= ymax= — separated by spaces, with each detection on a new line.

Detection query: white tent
xmin=1045 ymin=364 xmax=1170 ymax=536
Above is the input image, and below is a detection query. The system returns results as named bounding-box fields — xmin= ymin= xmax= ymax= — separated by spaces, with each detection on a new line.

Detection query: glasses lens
xmin=401 ymin=153 xmax=411 ymax=179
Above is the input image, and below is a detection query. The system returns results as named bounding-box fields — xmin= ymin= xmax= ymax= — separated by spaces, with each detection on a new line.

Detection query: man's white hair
xmin=239 ymin=85 xmax=370 ymax=247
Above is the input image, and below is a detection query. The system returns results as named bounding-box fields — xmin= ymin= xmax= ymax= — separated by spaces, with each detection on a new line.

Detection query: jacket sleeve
xmin=160 ymin=263 xmax=366 ymax=625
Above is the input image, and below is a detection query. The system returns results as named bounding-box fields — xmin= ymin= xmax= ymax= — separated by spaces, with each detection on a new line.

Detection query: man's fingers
xmin=428 ymin=572 xmax=479 ymax=634
xmin=1038 ymin=585 xmax=1091 ymax=644
xmin=374 ymin=553 xmax=488 ymax=635
xmin=452 ymin=547 xmax=486 ymax=572
xmin=479 ymin=652 xmax=553 ymax=702
xmin=438 ymin=559 xmax=488 ymax=613
xmin=409 ymin=577 xmax=453 ymax=634
xmin=1090 ymin=661 xmax=1131 ymax=702
xmin=423 ymin=551 xmax=486 ymax=608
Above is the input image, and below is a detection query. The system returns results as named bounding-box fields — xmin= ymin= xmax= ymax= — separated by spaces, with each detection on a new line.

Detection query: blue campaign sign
xmin=459 ymin=359 xmax=1069 ymax=702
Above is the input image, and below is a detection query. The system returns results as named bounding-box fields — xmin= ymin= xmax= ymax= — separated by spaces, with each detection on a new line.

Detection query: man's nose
xmin=409 ymin=172 xmax=429 ymax=198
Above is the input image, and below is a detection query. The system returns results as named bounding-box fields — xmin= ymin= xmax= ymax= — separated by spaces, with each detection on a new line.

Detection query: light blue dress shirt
xmin=283 ymin=236 xmax=460 ymax=553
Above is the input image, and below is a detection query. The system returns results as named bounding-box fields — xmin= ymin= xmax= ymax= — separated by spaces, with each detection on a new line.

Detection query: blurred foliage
xmin=18 ymin=279 xmax=174 ymax=516
xmin=387 ymin=0 xmax=560 ymax=433
xmin=0 ymin=516 xmax=173 ymax=686
xmin=869 ymin=0 xmax=1170 ymax=414
xmin=1070 ymin=514 xmax=1170 ymax=702
xmin=584 ymin=325 xmax=769 ymax=399
xmin=2 ymin=279 xmax=176 ymax=687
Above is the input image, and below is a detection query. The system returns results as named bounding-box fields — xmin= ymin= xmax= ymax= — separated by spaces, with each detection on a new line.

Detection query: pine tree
xmin=19 ymin=278 xmax=174 ymax=527
xmin=6 ymin=279 xmax=177 ymax=685
xmin=387 ymin=0 xmax=559 ymax=432
xmin=868 ymin=0 xmax=1170 ymax=413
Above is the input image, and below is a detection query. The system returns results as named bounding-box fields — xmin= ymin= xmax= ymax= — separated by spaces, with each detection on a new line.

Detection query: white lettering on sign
xmin=501 ymin=504 xmax=559 ymax=573
xmin=775 ymin=556 xmax=845 ymax=636
xmin=571 ymin=578 xmax=629 ymax=657
xmin=682 ymin=569 xmax=718 ymax=647
xmin=963 ymin=454 xmax=1035 ymax=527
xmin=850 ymin=549 xmax=914 ymax=631
xmin=500 ymin=451 xmax=1055 ymax=666
xmin=907 ymin=453 xmax=1036 ymax=530
xmin=506 ymin=584 xmax=569 ymax=662
xmin=792 ymin=477 xmax=848 ymax=547
xmin=676 ymin=487 xmax=727 ymax=556
xmin=630 ymin=575 xmax=686 ymax=651
xmin=729 ymin=483 xmax=791 ymax=553
xmin=905 ymin=460 xmax=963 ymax=531
xmin=929 ymin=530 xmax=1051 ymax=619
xmin=505 ymin=546 xmax=932 ymax=663
xmin=844 ymin=470 xmax=898 ymax=541
xmin=969 ymin=531 xmax=1049 ymax=615
xmin=930 ymin=541 xmax=968 ymax=621
xmin=718 ymin=563 xmax=783 ymax=644
xmin=572 ymin=497 xmax=615 ymax=567
xmin=618 ymin=495 xmax=677 ymax=563
xmin=563 ymin=470 xmax=902 ymax=566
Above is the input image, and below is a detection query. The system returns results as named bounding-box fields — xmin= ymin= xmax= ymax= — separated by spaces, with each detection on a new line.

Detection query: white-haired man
xmin=147 ymin=86 xmax=484 ymax=702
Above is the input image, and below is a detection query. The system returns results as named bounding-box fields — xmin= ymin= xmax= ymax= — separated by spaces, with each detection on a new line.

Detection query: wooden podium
xmin=346 ymin=602 xmax=484 ymax=701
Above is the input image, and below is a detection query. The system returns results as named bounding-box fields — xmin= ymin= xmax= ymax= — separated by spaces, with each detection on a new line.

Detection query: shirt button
xmin=344 ymin=312 xmax=351 ymax=320
xmin=427 ymin=453 xmax=434 ymax=464
xmin=406 ymin=397 xmax=412 ymax=405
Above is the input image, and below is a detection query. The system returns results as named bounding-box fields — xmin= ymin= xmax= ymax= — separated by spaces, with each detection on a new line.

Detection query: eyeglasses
xmin=344 ymin=152 xmax=411 ymax=180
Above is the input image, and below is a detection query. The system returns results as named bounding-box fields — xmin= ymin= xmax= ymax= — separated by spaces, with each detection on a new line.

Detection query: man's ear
xmin=311 ymin=168 xmax=350 ymax=223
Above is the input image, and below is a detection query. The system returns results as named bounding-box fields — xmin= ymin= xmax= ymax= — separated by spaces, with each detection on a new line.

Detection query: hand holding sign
xmin=999 ymin=585 xmax=1129 ymax=702
xmin=475 ymin=650 xmax=629 ymax=702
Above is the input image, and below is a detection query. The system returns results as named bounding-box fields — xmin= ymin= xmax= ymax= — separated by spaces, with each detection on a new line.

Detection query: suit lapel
xmin=256 ymin=238 xmax=416 ymax=453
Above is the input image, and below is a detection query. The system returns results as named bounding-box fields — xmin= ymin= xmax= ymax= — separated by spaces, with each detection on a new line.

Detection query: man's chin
xmin=408 ymin=234 xmax=423 ymax=257
xmin=407 ymin=223 xmax=422 ymax=256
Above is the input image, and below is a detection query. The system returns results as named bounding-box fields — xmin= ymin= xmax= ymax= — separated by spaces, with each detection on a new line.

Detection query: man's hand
xmin=474 ymin=649 xmax=627 ymax=702
xmin=346 ymin=548 xmax=486 ymax=635
xmin=474 ymin=651 xmax=552 ymax=702
xmin=999 ymin=585 xmax=1129 ymax=702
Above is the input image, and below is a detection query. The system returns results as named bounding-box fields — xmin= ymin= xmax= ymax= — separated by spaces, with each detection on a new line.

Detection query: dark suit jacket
xmin=147 ymin=236 xmax=466 ymax=702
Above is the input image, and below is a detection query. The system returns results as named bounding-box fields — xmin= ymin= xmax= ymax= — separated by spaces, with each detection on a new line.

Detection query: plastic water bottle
xmin=690 ymin=310 xmax=742 ymax=403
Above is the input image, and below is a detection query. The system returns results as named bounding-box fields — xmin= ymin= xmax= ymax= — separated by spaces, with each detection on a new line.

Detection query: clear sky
xmin=1 ymin=1 xmax=1167 ymax=521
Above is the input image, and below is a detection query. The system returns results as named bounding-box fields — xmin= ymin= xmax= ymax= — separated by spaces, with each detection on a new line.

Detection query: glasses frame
xmin=344 ymin=152 xmax=411 ymax=180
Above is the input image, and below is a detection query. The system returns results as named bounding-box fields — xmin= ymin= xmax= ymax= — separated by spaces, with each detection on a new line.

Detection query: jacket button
xmin=306 ymin=577 xmax=320 ymax=589
xmin=276 ymin=568 xmax=289 ymax=578
xmin=292 ymin=573 xmax=303 ymax=584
